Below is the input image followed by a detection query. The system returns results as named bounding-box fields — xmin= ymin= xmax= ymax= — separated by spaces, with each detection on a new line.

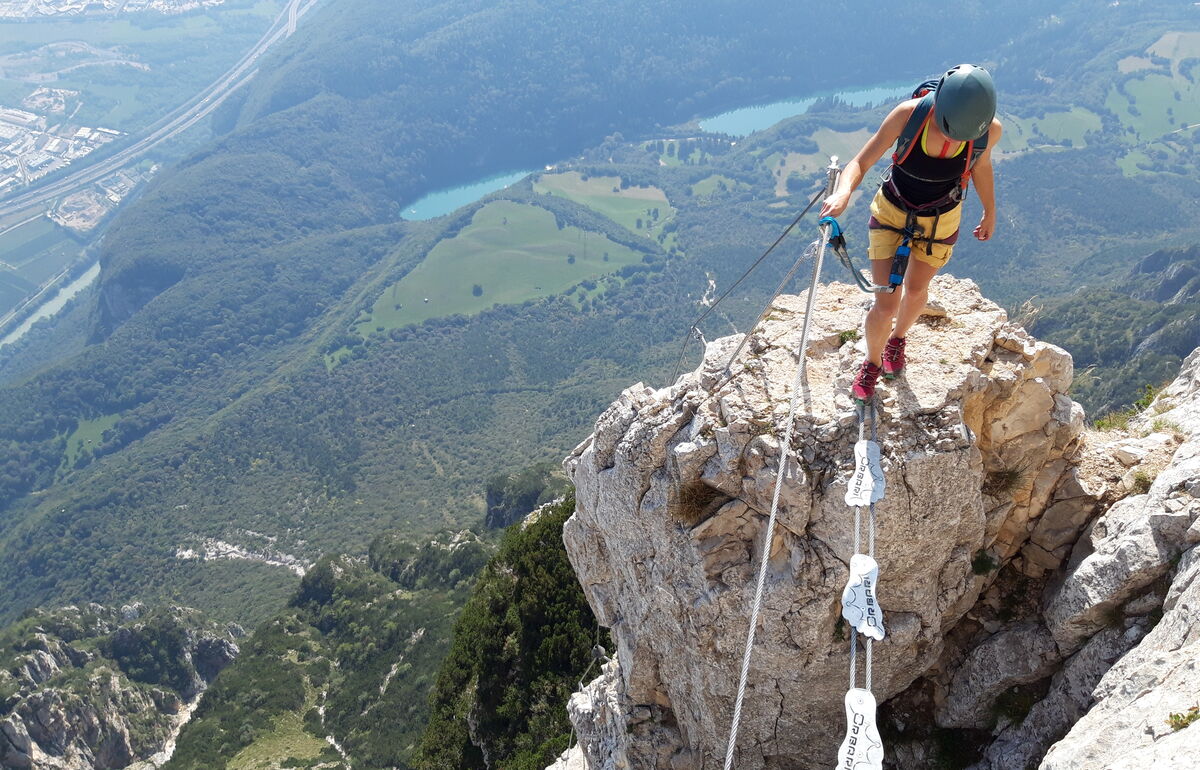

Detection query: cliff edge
xmin=558 ymin=276 xmax=1095 ymax=768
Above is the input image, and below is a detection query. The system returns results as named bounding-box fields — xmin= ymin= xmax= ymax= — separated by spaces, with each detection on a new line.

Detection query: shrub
xmin=971 ymin=550 xmax=997 ymax=575
xmin=1167 ymin=705 xmax=1199 ymax=732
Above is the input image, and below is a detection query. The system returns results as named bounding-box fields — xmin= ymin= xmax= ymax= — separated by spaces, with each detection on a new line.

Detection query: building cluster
xmin=0 ymin=103 xmax=125 ymax=196
xmin=49 ymin=166 xmax=155 ymax=233
xmin=0 ymin=0 xmax=224 ymax=19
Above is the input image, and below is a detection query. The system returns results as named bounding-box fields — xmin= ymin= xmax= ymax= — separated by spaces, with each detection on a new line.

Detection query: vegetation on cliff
xmin=416 ymin=495 xmax=605 ymax=770
xmin=164 ymin=529 xmax=489 ymax=770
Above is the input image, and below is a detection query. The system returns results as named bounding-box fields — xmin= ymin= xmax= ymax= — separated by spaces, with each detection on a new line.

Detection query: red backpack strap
xmin=892 ymin=93 xmax=936 ymax=167
xmin=959 ymin=140 xmax=975 ymax=189
xmin=959 ymin=127 xmax=991 ymax=189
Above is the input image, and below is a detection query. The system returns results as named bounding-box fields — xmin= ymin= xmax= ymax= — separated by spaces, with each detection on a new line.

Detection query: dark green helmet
xmin=934 ymin=64 xmax=996 ymax=141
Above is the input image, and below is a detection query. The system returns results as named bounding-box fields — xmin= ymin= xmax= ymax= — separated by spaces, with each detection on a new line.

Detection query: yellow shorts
xmin=867 ymin=189 xmax=962 ymax=269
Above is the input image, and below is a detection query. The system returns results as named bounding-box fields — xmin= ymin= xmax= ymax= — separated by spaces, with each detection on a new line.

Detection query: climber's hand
xmin=820 ymin=190 xmax=850 ymax=219
xmin=974 ymin=211 xmax=996 ymax=241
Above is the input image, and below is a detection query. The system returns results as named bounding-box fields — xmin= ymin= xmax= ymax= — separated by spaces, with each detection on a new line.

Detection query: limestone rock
xmin=0 ymin=605 xmax=237 ymax=770
xmin=936 ymin=621 xmax=1061 ymax=729
xmin=1137 ymin=346 xmax=1200 ymax=436
xmin=547 ymin=746 xmax=589 ymax=770
xmin=1041 ymin=439 xmax=1200 ymax=653
xmin=1039 ymin=546 xmax=1200 ymax=768
xmin=968 ymin=623 xmax=1147 ymax=770
xmin=561 ymin=278 xmax=1083 ymax=769
xmin=1012 ymin=345 xmax=1200 ymax=768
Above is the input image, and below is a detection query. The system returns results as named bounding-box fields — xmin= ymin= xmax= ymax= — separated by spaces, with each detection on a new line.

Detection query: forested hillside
xmin=163 ymin=529 xmax=489 ymax=770
xmin=162 ymin=497 xmax=596 ymax=770
xmin=0 ymin=0 xmax=1085 ymax=626
xmin=1031 ymin=244 xmax=1200 ymax=414
xmin=0 ymin=604 xmax=238 ymax=768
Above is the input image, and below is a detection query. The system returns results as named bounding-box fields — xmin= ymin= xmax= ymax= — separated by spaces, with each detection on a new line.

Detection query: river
xmin=0 ymin=262 xmax=99 ymax=348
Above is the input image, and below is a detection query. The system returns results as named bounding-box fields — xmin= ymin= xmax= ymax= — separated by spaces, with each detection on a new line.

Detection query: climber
xmin=818 ymin=64 xmax=1002 ymax=402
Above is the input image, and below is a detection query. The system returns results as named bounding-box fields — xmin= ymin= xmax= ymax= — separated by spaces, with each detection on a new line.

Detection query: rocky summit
xmin=550 ymin=276 xmax=1200 ymax=769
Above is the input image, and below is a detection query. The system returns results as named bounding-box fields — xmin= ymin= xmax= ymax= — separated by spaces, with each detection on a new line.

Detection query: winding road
xmin=0 ymin=0 xmax=317 ymax=219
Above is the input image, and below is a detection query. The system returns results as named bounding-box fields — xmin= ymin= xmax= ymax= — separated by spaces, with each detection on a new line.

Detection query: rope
xmin=722 ymin=160 xmax=841 ymax=769
xmin=669 ymin=187 xmax=826 ymax=385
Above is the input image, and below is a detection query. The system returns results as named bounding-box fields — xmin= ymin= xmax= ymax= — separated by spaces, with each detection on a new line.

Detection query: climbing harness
xmin=719 ymin=159 xmax=890 ymax=769
xmin=818 ymin=215 xmax=892 ymax=294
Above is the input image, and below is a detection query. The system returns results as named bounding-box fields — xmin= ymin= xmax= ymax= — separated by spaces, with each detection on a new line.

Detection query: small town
xmin=0 ymin=0 xmax=224 ymax=19
xmin=0 ymin=93 xmax=125 ymax=196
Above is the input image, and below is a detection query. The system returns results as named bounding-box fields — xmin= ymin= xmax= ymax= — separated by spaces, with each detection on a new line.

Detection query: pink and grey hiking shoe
xmin=882 ymin=336 xmax=907 ymax=379
xmin=851 ymin=360 xmax=882 ymax=403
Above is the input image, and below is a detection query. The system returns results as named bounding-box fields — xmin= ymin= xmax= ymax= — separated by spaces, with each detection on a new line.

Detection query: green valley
xmin=354 ymin=200 xmax=648 ymax=333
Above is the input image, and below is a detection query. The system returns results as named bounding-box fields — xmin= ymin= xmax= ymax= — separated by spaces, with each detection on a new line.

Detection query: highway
xmin=0 ymin=0 xmax=317 ymax=220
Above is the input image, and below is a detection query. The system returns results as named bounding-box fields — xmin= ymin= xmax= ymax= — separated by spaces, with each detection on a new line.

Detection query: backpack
xmin=891 ymin=79 xmax=990 ymax=192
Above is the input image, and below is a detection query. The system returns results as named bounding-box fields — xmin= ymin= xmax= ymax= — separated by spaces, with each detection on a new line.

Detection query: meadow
xmin=354 ymin=200 xmax=646 ymax=334
xmin=533 ymin=171 xmax=674 ymax=234
xmin=0 ymin=217 xmax=82 ymax=315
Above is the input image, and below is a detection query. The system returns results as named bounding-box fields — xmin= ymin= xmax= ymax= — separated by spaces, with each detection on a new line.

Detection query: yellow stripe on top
xmin=920 ymin=122 xmax=965 ymax=159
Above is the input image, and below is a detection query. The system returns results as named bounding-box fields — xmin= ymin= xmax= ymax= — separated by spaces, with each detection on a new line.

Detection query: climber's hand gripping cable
xmin=817 ymin=213 xmax=899 ymax=294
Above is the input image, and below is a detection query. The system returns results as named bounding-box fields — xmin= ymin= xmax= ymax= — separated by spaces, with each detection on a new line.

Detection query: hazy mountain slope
xmin=0 ymin=604 xmax=238 ymax=769
xmin=3 ymin=0 xmax=1198 ymax=630
xmin=0 ymin=0 xmax=1073 ymax=625
xmin=1031 ymin=244 xmax=1200 ymax=415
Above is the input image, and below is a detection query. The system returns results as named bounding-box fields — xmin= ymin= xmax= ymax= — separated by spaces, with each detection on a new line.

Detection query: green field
xmin=0 ymin=0 xmax=287 ymax=131
xmin=1117 ymin=148 xmax=1154 ymax=176
xmin=769 ymin=127 xmax=874 ymax=195
xmin=1001 ymin=107 xmax=1103 ymax=152
xmin=533 ymin=171 xmax=675 ymax=235
xmin=0 ymin=0 xmax=283 ymax=52
xmin=228 ymin=709 xmax=329 ymax=770
xmin=0 ymin=271 xmax=36 ymax=315
xmin=1033 ymin=107 xmax=1103 ymax=146
xmin=0 ymin=218 xmax=80 ymax=280
xmin=1104 ymin=31 xmax=1200 ymax=144
xmin=354 ymin=200 xmax=647 ymax=333
xmin=692 ymin=174 xmax=739 ymax=197
xmin=0 ymin=217 xmax=82 ymax=314
xmin=62 ymin=413 xmax=120 ymax=469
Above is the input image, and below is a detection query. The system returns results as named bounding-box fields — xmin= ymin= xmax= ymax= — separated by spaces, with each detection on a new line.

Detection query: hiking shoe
xmin=882 ymin=336 xmax=907 ymax=379
xmin=851 ymin=360 xmax=882 ymax=402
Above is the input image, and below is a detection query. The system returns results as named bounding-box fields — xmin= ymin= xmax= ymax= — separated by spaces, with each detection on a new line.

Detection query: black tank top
xmin=886 ymin=125 xmax=966 ymax=212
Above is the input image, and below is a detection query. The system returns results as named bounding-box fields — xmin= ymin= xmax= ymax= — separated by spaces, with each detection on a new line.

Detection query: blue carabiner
xmin=818 ymin=215 xmax=843 ymax=240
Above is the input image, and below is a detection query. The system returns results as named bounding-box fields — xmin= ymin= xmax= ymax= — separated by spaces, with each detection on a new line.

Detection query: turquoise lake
xmin=698 ymin=83 xmax=908 ymax=136
xmin=403 ymin=171 xmax=533 ymax=221
xmin=400 ymin=82 xmax=909 ymax=220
